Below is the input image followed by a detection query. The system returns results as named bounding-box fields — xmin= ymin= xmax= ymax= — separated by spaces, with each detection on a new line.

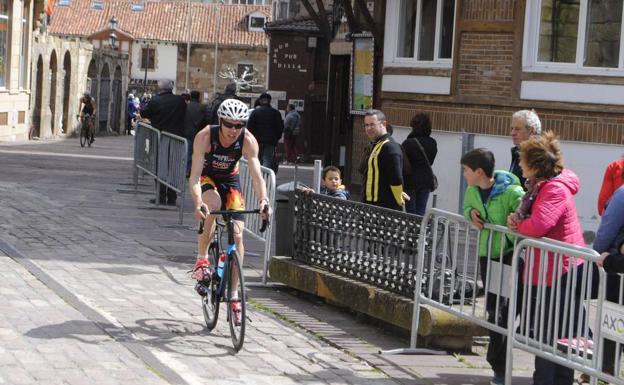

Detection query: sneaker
xmin=231 ymin=301 xmax=242 ymax=326
xmin=557 ymin=337 xmax=593 ymax=358
xmin=192 ymin=258 xmax=211 ymax=282
xmin=490 ymin=373 xmax=504 ymax=385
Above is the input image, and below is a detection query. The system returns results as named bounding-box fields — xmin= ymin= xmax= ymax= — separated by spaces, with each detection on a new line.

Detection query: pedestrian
xmin=246 ymin=92 xmax=284 ymax=171
xmin=126 ymin=93 xmax=137 ymax=135
xmin=361 ymin=109 xmax=405 ymax=211
xmin=592 ymin=185 xmax=624 ymax=381
xmin=283 ymin=103 xmax=300 ymax=164
xmin=139 ymin=78 xmax=186 ymax=206
xmin=402 ymin=113 xmax=437 ymax=215
xmin=507 ymin=131 xmax=585 ymax=385
xmin=183 ymin=90 xmax=210 ymax=176
xmin=597 ymin=156 xmax=624 ymax=215
xmin=509 ymin=109 xmax=541 ymax=189
xmin=461 ymin=148 xmax=524 ymax=385
xmin=208 ymin=83 xmax=238 ymax=125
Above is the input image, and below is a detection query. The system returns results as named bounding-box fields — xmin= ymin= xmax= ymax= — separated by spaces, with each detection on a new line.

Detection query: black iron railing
xmin=292 ymin=190 xmax=424 ymax=297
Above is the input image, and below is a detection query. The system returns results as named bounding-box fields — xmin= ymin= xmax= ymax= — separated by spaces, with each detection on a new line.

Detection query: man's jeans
xmin=259 ymin=143 xmax=276 ymax=169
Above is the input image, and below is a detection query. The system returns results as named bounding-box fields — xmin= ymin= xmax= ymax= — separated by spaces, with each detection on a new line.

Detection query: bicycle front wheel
xmin=202 ymin=249 xmax=220 ymax=331
xmin=79 ymin=122 xmax=87 ymax=147
xmin=227 ymin=251 xmax=246 ymax=352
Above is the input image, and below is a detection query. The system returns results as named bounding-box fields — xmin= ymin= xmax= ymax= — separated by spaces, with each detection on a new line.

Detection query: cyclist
xmin=189 ymin=98 xmax=271 ymax=325
xmin=79 ymin=91 xmax=97 ymax=145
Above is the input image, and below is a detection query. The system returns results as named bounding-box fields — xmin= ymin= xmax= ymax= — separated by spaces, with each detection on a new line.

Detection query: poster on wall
xmin=350 ymin=33 xmax=374 ymax=115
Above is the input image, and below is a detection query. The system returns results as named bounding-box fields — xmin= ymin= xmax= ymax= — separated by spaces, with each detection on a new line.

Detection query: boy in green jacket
xmin=461 ymin=148 xmax=524 ymax=385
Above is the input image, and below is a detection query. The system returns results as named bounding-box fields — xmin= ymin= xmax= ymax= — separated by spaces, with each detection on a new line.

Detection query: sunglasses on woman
xmin=221 ymin=119 xmax=246 ymax=130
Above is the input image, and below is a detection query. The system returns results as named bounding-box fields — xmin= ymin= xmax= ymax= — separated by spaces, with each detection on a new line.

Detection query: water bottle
xmin=217 ymin=252 xmax=226 ymax=279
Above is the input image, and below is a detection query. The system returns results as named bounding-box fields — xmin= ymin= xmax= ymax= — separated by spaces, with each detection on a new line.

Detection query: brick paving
xmin=0 ymin=136 xmax=536 ymax=385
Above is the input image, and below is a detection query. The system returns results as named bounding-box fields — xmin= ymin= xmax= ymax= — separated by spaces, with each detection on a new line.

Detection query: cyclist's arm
xmin=91 ymin=98 xmax=97 ymax=114
xmin=242 ymin=131 xmax=271 ymax=215
xmin=190 ymin=127 xmax=211 ymax=220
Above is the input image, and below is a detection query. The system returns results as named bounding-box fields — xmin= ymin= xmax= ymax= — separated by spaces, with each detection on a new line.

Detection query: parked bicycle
xmin=77 ymin=114 xmax=95 ymax=147
xmin=195 ymin=207 xmax=269 ymax=352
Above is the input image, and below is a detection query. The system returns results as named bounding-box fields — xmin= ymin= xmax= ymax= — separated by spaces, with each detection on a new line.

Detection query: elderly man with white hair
xmin=509 ymin=109 xmax=542 ymax=189
xmin=140 ymin=78 xmax=187 ymax=205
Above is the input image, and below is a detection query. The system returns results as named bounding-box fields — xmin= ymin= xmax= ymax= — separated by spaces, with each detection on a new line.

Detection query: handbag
xmin=413 ymin=138 xmax=438 ymax=192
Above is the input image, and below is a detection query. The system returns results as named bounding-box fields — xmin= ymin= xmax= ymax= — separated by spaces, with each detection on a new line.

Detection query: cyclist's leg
xmin=198 ymin=187 xmax=221 ymax=258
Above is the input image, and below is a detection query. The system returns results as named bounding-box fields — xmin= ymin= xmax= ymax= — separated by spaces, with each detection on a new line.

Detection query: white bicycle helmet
xmin=217 ymin=99 xmax=249 ymax=121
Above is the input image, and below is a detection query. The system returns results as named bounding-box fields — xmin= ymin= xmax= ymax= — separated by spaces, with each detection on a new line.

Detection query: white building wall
xmin=392 ymin=127 xmax=623 ymax=237
xmin=130 ymin=43 xmax=178 ymax=84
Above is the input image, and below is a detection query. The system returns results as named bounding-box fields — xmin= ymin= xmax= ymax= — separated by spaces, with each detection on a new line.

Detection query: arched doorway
xmin=98 ymin=63 xmax=110 ymax=133
xmin=86 ymin=59 xmax=97 ymax=97
xmin=49 ymin=50 xmax=58 ymax=135
xmin=32 ymin=55 xmax=44 ymax=139
xmin=62 ymin=51 xmax=71 ymax=134
xmin=111 ymin=65 xmax=122 ymax=133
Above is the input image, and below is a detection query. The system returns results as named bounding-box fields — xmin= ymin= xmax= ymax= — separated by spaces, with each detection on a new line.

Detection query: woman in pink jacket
xmin=507 ymin=131 xmax=585 ymax=385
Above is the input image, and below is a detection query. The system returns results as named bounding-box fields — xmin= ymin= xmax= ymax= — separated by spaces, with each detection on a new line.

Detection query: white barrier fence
xmin=239 ymin=157 xmax=276 ymax=285
xmin=396 ymin=208 xmax=622 ymax=385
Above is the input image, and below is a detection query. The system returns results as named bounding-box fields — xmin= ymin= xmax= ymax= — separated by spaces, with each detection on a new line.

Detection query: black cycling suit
xmin=200 ymin=125 xmax=246 ymax=221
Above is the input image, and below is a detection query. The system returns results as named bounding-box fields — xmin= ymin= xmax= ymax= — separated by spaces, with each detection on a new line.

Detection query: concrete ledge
xmin=269 ymin=256 xmax=486 ymax=350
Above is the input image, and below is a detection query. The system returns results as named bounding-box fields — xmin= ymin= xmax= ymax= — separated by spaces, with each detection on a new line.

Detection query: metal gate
xmin=110 ymin=79 xmax=122 ymax=133
xmin=99 ymin=78 xmax=110 ymax=133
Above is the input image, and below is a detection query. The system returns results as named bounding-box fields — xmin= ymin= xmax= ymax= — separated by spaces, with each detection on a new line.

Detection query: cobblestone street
xmin=0 ymin=136 xmax=533 ymax=385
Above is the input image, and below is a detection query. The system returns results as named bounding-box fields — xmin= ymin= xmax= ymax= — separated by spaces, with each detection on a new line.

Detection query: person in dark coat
xmin=246 ymin=92 xmax=284 ymax=169
xmin=183 ymin=90 xmax=209 ymax=175
xmin=402 ymin=113 xmax=437 ymax=215
xmin=509 ymin=109 xmax=541 ymax=190
xmin=208 ymin=83 xmax=238 ymax=125
xmin=140 ymin=78 xmax=186 ymax=205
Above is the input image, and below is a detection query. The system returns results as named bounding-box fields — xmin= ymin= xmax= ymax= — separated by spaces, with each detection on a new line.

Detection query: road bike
xmin=195 ymin=207 xmax=268 ymax=352
xmin=77 ymin=114 xmax=95 ymax=147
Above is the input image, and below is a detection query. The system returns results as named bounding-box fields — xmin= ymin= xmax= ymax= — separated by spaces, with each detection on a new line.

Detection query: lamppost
xmin=213 ymin=0 xmax=225 ymax=97
xmin=108 ymin=16 xmax=118 ymax=49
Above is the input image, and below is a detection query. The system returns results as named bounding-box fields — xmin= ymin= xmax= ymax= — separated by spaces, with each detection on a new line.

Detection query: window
xmin=0 ymin=0 xmax=8 ymax=88
xmin=249 ymin=16 xmax=266 ymax=31
xmin=19 ymin=0 xmax=29 ymax=89
xmin=131 ymin=2 xmax=145 ymax=11
xmin=524 ymin=0 xmax=624 ymax=74
xmin=59 ymin=0 xmax=71 ymax=6
xmin=272 ymin=0 xmax=288 ymax=20
xmin=91 ymin=0 xmax=104 ymax=10
xmin=140 ymin=46 xmax=155 ymax=70
xmin=385 ymin=0 xmax=456 ymax=67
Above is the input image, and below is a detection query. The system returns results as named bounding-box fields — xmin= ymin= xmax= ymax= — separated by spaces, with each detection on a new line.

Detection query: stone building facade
xmin=0 ymin=0 xmax=33 ymax=141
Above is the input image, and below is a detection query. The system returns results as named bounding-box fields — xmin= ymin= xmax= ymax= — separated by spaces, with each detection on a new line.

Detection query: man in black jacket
xmin=247 ymin=93 xmax=284 ymax=169
xmin=361 ymin=109 xmax=405 ymax=211
xmin=140 ymin=78 xmax=186 ymax=205
xmin=183 ymin=90 xmax=209 ymax=175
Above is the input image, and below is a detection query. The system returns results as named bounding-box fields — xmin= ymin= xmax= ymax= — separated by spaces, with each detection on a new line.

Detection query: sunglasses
xmin=221 ymin=119 xmax=246 ymax=130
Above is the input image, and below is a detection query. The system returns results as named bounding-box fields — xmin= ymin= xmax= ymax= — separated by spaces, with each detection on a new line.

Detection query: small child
xmin=300 ymin=166 xmax=350 ymax=200
xmin=461 ymin=148 xmax=524 ymax=385
xmin=320 ymin=166 xmax=350 ymax=200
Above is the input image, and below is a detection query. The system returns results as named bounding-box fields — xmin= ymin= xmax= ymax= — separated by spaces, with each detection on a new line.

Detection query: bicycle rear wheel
xmin=202 ymin=249 xmax=220 ymax=331
xmin=227 ymin=251 xmax=246 ymax=352
xmin=79 ymin=121 xmax=87 ymax=147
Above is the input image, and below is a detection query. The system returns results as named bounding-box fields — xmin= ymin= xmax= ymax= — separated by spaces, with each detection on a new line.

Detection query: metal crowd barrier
xmin=157 ymin=131 xmax=188 ymax=224
xmin=239 ymin=157 xmax=276 ymax=285
xmin=292 ymin=190 xmax=423 ymax=297
xmin=133 ymin=122 xmax=160 ymax=203
xmin=504 ymin=238 xmax=616 ymax=385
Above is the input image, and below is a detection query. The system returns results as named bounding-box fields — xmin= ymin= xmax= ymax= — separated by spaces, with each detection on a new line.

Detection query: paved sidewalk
xmin=0 ymin=136 xmax=535 ymax=385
